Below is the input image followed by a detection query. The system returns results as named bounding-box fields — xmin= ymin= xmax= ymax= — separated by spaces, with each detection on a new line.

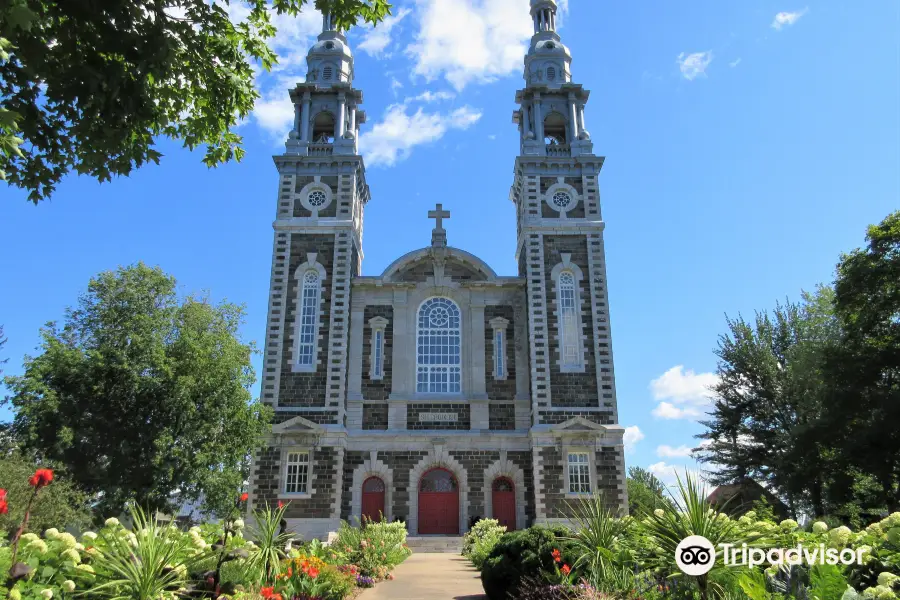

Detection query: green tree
xmin=626 ymin=466 xmax=673 ymax=516
xmin=0 ymin=452 xmax=93 ymax=537
xmin=0 ymin=0 xmax=391 ymax=202
xmin=696 ymin=286 xmax=841 ymax=517
xmin=2 ymin=263 xmax=271 ymax=517
xmin=825 ymin=211 xmax=900 ymax=511
xmin=0 ymin=325 xmax=6 ymax=375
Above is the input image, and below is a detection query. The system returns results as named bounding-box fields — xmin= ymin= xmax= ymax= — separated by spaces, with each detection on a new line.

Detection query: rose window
xmin=552 ymin=191 xmax=572 ymax=209
xmin=308 ymin=190 xmax=327 ymax=207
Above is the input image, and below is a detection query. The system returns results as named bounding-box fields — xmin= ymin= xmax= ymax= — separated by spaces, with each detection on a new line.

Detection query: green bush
xmin=332 ymin=518 xmax=410 ymax=578
xmin=462 ymin=519 xmax=506 ymax=569
xmin=480 ymin=525 xmax=574 ymax=600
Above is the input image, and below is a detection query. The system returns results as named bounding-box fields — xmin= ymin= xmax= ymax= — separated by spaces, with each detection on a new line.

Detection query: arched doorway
xmin=492 ymin=477 xmax=516 ymax=531
xmin=418 ymin=468 xmax=459 ymax=534
xmin=361 ymin=476 xmax=386 ymax=524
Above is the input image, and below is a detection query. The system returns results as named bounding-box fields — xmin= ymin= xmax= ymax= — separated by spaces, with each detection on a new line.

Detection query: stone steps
xmin=405 ymin=536 xmax=464 ymax=553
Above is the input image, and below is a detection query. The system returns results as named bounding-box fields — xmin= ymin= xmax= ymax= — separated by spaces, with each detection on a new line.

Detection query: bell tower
xmin=261 ymin=10 xmax=370 ymax=426
xmin=510 ymin=0 xmax=628 ymax=515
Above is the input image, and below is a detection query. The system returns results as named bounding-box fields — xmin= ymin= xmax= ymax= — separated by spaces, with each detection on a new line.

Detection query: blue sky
xmin=1 ymin=1 xmax=898 ymax=490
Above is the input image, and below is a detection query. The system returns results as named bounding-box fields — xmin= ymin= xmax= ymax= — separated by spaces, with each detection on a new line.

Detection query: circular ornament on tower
xmin=298 ymin=180 xmax=334 ymax=215
xmin=544 ymin=181 xmax=580 ymax=216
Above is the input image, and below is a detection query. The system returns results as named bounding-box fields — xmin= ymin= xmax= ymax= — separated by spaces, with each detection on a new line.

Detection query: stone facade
xmin=248 ymin=0 xmax=628 ymax=540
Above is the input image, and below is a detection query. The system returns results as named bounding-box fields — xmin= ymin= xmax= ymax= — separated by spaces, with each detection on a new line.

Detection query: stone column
xmin=336 ymin=92 xmax=346 ymax=139
xmin=569 ymin=93 xmax=580 ymax=141
xmin=389 ymin=289 xmax=410 ymax=397
xmin=349 ymin=105 xmax=356 ymax=133
xmin=534 ymin=94 xmax=544 ymax=142
xmin=578 ymin=103 xmax=586 ymax=136
xmin=523 ymin=106 xmax=531 ymax=138
xmin=346 ymin=301 xmax=365 ymax=429
xmin=300 ymin=91 xmax=311 ymax=142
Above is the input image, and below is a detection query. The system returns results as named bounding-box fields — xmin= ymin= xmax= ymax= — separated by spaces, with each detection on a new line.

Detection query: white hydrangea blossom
xmin=62 ymin=581 xmax=76 ymax=593
xmin=232 ymin=519 xmax=245 ymax=529
xmin=812 ymin=521 xmax=829 ymax=534
xmin=76 ymin=564 xmax=95 ymax=574
xmin=780 ymin=519 xmax=799 ymax=531
xmin=44 ymin=528 xmax=60 ymax=539
xmin=653 ymin=509 xmax=665 ymax=518
xmin=61 ymin=548 xmax=81 ymax=564
xmin=26 ymin=539 xmax=49 ymax=554
xmin=57 ymin=532 xmax=77 ymax=548
xmin=877 ymin=573 xmax=898 ymax=587
xmin=104 ymin=517 xmax=120 ymax=527
xmin=40 ymin=589 xmax=53 ymax=599
xmin=829 ymin=526 xmax=853 ymax=547
xmin=21 ymin=532 xmax=39 ymax=543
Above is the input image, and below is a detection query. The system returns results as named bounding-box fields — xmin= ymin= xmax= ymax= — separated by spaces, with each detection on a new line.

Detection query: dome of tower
xmin=531 ymin=38 xmax=571 ymax=58
xmin=309 ymin=36 xmax=352 ymax=59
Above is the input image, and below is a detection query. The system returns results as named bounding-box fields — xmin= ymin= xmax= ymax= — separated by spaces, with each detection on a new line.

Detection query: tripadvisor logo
xmin=675 ymin=536 xmax=869 ymax=575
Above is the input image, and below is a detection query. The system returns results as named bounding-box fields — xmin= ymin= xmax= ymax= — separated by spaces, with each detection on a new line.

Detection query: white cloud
xmin=648 ymin=462 xmax=706 ymax=488
xmin=657 ymin=444 xmax=694 ymax=458
xmin=406 ymin=0 xmax=534 ymax=90
xmin=652 ymin=402 xmax=703 ymax=420
xmin=624 ymin=426 xmax=644 ymax=453
xmin=650 ymin=365 xmax=718 ymax=421
xmin=677 ymin=51 xmax=713 ymax=81
xmin=412 ymin=90 xmax=456 ymax=103
xmin=390 ymin=77 xmax=404 ymax=97
xmin=772 ymin=8 xmax=808 ymax=30
xmin=359 ymin=103 xmax=482 ymax=167
xmin=358 ymin=7 xmax=412 ymax=56
xmin=651 ymin=365 xmax=717 ymax=404
xmin=729 ymin=58 xmax=742 ymax=68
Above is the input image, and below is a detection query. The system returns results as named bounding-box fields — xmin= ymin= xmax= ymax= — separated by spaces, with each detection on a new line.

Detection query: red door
xmin=418 ymin=468 xmax=459 ymax=534
xmin=361 ymin=477 xmax=386 ymax=524
xmin=492 ymin=477 xmax=516 ymax=531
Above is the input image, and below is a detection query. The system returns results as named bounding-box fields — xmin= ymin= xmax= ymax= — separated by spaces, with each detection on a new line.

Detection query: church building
xmin=248 ymin=0 xmax=628 ymax=539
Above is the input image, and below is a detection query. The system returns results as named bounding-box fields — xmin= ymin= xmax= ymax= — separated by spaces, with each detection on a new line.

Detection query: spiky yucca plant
xmin=639 ymin=472 xmax=758 ymax=600
xmin=563 ymin=493 xmax=634 ymax=589
xmin=87 ymin=506 xmax=207 ymax=600
xmin=245 ymin=501 xmax=292 ymax=584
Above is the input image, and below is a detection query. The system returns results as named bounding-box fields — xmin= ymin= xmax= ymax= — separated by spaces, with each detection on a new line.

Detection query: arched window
xmin=558 ymin=271 xmax=579 ymax=368
xmin=543 ymin=112 xmax=567 ymax=145
xmin=311 ymin=112 xmax=335 ymax=143
xmin=416 ymin=297 xmax=461 ymax=394
xmin=297 ymin=270 xmax=321 ymax=367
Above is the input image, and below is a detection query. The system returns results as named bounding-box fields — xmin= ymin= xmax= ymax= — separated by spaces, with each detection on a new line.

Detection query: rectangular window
xmin=284 ymin=451 xmax=310 ymax=494
xmin=494 ymin=330 xmax=504 ymax=378
xmin=373 ymin=330 xmax=384 ymax=378
xmin=567 ymin=452 xmax=591 ymax=494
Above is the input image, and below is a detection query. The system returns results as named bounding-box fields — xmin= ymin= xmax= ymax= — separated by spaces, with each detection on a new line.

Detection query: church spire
xmin=530 ymin=0 xmax=559 ymax=35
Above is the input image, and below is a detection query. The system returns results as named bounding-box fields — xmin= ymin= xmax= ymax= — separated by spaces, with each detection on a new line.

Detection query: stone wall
xmin=448 ymin=450 xmax=501 ymax=521
xmin=376 ymin=450 xmax=430 ymax=522
xmin=489 ymin=403 xmax=516 ymax=430
xmin=596 ymin=446 xmax=625 ymax=511
xmin=279 ymin=234 xmax=334 ymax=411
xmin=362 ymin=404 xmax=388 ymax=430
xmin=361 ymin=306 xmax=392 ymax=400
xmin=252 ymin=445 xmax=339 ymax=520
xmin=508 ymin=450 xmax=536 ymax=524
xmin=485 ymin=306 xmax=516 ymax=400
xmin=407 ymin=404 xmax=470 ymax=430
xmin=538 ymin=446 xmax=566 ymax=519
xmin=293 ymin=175 xmax=339 ymax=218
xmin=340 ymin=451 xmax=367 ymax=521
xmin=542 ymin=235 xmax=599 ymax=408
xmin=536 ymin=411 xmax=614 ymax=425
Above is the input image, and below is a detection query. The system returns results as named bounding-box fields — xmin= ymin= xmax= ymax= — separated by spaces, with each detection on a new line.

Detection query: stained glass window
xmin=416 ymin=298 xmax=461 ymax=393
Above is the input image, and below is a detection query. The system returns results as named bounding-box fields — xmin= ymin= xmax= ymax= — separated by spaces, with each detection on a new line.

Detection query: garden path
xmin=357 ymin=553 xmax=487 ymax=600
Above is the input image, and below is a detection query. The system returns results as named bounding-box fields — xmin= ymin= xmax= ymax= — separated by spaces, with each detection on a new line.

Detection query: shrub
xmin=332 ymin=518 xmax=410 ymax=578
xmin=275 ymin=554 xmax=354 ymax=600
xmin=480 ymin=525 xmax=574 ymax=600
xmin=462 ymin=518 xmax=506 ymax=569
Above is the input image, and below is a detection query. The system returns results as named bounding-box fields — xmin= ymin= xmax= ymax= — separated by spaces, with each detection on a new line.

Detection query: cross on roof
xmin=428 ymin=203 xmax=451 ymax=231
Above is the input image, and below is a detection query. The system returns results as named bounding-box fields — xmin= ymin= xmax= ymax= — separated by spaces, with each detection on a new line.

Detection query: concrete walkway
xmin=358 ymin=553 xmax=487 ymax=600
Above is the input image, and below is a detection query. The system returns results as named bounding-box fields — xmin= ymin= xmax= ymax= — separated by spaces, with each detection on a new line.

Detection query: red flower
xmin=239 ymin=492 xmax=249 ymax=502
xmin=278 ymin=500 xmax=284 ymax=509
xmin=551 ymin=548 xmax=562 ymax=563
xmin=308 ymin=567 xmax=319 ymax=579
xmin=260 ymin=587 xmax=276 ymax=599
xmin=561 ymin=564 xmax=571 ymax=576
xmin=0 ymin=489 xmax=7 ymax=515
xmin=28 ymin=469 xmax=54 ymax=488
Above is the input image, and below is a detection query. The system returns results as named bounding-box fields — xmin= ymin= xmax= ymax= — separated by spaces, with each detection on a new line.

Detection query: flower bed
xmin=468 ymin=475 xmax=900 ymax=600
xmin=1 ymin=471 xmax=409 ymax=600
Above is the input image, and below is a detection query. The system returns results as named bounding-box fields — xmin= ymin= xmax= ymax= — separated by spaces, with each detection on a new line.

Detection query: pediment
xmin=271 ymin=415 xmax=324 ymax=434
xmin=550 ymin=416 xmax=607 ymax=433
xmin=382 ymin=247 xmax=497 ymax=284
